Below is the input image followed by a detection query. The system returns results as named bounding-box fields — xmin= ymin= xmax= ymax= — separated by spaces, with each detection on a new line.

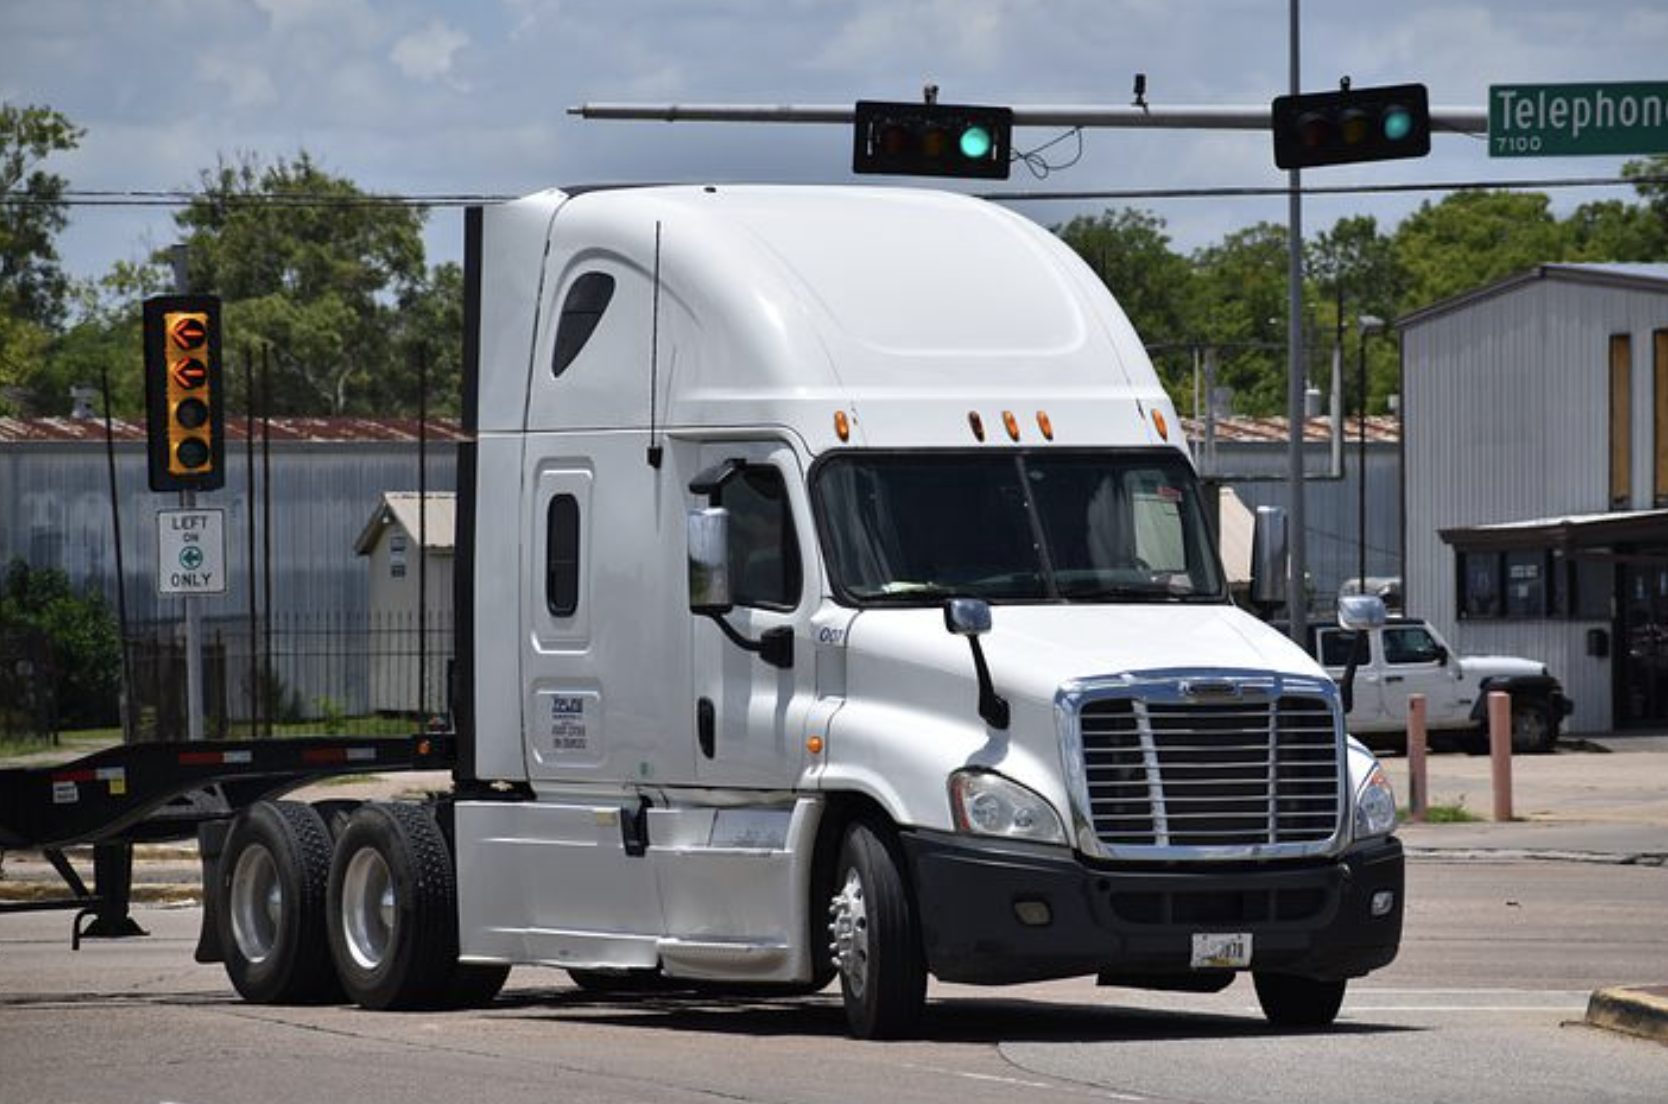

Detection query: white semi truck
xmin=1 ymin=185 xmax=1404 ymax=1039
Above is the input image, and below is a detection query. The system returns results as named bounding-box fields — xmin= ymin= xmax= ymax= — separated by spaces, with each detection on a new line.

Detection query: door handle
xmin=1385 ymin=675 xmax=1404 ymax=684
xmin=697 ymin=697 xmax=716 ymax=759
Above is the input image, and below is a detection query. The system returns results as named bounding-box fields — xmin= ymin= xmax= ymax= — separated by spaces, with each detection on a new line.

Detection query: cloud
xmin=391 ymin=20 xmax=470 ymax=88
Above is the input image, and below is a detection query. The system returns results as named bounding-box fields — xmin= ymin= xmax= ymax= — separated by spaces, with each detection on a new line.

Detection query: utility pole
xmin=169 ymin=244 xmax=205 ymax=743
xmin=1285 ymin=0 xmax=1309 ymax=645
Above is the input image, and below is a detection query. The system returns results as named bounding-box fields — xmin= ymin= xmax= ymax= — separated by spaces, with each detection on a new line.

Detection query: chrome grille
xmin=1078 ymin=694 xmax=1340 ymax=850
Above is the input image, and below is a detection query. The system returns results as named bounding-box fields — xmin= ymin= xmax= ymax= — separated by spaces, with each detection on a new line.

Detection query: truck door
xmin=1381 ymin=623 xmax=1459 ymax=724
xmin=689 ymin=441 xmax=818 ymax=788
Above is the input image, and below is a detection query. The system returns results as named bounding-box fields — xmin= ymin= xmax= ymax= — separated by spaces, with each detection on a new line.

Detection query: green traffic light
xmin=959 ymin=125 xmax=993 ymax=160
xmin=1383 ymin=107 xmax=1414 ymax=141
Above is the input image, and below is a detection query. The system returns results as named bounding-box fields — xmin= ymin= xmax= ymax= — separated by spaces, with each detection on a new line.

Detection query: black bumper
xmin=901 ymin=831 xmax=1403 ymax=986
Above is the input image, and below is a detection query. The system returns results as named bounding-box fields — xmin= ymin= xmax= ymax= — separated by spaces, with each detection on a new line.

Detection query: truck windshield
xmin=814 ymin=451 xmax=1226 ymax=605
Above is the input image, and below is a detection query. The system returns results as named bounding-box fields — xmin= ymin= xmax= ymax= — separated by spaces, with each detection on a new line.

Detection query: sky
xmin=3 ymin=0 xmax=1666 ymax=289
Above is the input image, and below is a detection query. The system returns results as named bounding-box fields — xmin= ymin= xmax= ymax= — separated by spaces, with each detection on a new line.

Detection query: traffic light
xmin=143 ymin=294 xmax=224 ymax=492
xmin=853 ymin=100 xmax=1014 ymax=180
xmin=1271 ymin=83 xmax=1430 ymax=169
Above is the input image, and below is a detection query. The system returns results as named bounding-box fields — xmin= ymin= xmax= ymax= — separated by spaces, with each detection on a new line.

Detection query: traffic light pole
xmin=182 ymin=486 xmax=204 ymax=742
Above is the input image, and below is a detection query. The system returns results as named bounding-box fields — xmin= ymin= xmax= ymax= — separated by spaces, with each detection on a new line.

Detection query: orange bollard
xmin=1407 ymin=694 xmax=1428 ymax=823
xmin=1487 ymin=690 xmax=1514 ymax=821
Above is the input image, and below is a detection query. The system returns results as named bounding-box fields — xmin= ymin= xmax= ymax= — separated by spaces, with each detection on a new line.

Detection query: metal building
xmin=354 ymin=492 xmax=455 ymax=715
xmin=1400 ymin=264 xmax=1668 ymax=733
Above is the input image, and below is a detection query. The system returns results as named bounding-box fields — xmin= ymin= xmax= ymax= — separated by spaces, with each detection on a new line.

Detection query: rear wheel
xmin=828 ymin=820 xmax=926 ymax=1040
xmin=327 ymin=802 xmax=486 ymax=1010
xmin=218 ymin=801 xmax=339 ymax=1004
xmin=1253 ymin=972 xmax=1347 ymax=1027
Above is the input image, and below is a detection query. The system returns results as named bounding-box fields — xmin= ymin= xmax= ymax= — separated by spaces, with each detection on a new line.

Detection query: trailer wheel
xmin=327 ymin=802 xmax=460 ymax=1010
xmin=828 ymin=820 xmax=926 ymax=1040
xmin=218 ymin=800 xmax=339 ymax=1004
xmin=1253 ymin=972 xmax=1347 ymax=1027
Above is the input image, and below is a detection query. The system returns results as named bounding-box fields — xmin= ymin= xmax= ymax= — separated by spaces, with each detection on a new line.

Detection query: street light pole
xmin=1357 ymin=314 xmax=1384 ymax=595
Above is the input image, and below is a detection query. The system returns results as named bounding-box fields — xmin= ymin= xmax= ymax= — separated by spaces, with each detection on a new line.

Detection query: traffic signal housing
xmin=1271 ymin=83 xmax=1430 ymax=169
xmin=143 ymin=294 xmax=224 ymax=492
xmin=853 ymin=100 xmax=1014 ymax=180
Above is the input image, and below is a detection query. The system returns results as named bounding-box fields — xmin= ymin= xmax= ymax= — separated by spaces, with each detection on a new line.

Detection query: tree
xmin=1392 ymin=191 xmax=1574 ymax=309
xmin=0 ymin=103 xmax=83 ymax=325
xmin=1192 ymin=223 xmax=1294 ymax=415
xmin=0 ymin=558 xmax=121 ymax=732
xmin=0 ymin=103 xmax=83 ymax=412
xmin=173 ymin=152 xmax=429 ymax=414
xmin=1564 ymin=198 xmax=1667 ymax=263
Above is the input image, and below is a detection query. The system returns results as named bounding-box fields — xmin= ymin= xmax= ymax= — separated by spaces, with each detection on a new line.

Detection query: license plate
xmin=1191 ymin=932 xmax=1253 ymax=969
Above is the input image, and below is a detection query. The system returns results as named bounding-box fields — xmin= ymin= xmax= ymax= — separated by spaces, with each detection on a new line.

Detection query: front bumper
xmin=901 ymin=830 xmax=1403 ymax=985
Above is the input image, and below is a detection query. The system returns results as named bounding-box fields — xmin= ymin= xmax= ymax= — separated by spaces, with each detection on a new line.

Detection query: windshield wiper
xmin=1061 ymin=583 xmax=1197 ymax=603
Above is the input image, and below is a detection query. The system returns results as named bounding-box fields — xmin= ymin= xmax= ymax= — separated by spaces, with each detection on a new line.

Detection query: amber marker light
xmin=834 ymin=410 xmax=851 ymax=442
xmin=1152 ymin=409 xmax=1169 ymax=440
xmin=1002 ymin=410 xmax=1020 ymax=441
xmin=806 ymin=735 xmax=824 ymax=755
xmin=1036 ymin=411 xmax=1054 ymax=440
xmin=968 ymin=411 xmax=986 ymax=441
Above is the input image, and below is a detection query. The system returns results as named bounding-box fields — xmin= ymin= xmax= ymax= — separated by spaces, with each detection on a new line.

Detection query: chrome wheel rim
xmin=341 ymin=847 xmax=395 ymax=971
xmin=828 ymin=867 xmax=870 ymax=1000
xmin=229 ymin=843 xmax=282 ymax=965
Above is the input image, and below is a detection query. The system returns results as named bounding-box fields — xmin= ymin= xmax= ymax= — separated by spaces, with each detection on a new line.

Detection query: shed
xmin=354 ymin=492 xmax=456 ymax=716
xmin=1400 ymin=263 xmax=1668 ymax=732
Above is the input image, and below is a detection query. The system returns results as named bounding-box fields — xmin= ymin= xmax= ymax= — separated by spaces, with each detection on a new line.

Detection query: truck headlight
xmin=949 ymin=770 xmax=1066 ymax=844
xmin=1353 ymin=762 xmax=1398 ymax=840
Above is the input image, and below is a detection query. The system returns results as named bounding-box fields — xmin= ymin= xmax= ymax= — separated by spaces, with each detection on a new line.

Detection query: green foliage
xmin=1391 ymin=191 xmax=1573 ymax=307
xmin=1192 ymin=222 xmax=1294 ymax=415
xmin=172 ymin=151 xmax=439 ymax=414
xmin=0 ymin=103 xmax=83 ymax=327
xmin=0 ymin=559 xmax=121 ymax=729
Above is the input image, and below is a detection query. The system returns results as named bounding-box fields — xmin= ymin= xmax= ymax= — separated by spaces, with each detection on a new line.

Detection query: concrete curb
xmin=1586 ymin=986 xmax=1668 ymax=1045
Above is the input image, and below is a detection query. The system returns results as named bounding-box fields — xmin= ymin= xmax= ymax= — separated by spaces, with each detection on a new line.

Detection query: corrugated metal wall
xmin=0 ymin=440 xmax=458 ymax=626
xmin=1403 ymin=276 xmax=1668 ymax=732
xmin=1208 ymin=441 xmax=1403 ymax=611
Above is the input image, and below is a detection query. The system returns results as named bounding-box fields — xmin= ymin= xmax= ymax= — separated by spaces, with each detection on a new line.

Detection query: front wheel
xmin=1253 ymin=972 xmax=1347 ymax=1027
xmin=827 ymin=820 xmax=926 ymax=1040
xmin=1511 ymin=701 xmax=1557 ymax=754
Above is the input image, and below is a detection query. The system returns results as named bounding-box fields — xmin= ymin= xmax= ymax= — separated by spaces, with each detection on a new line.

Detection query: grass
xmin=1402 ymin=801 xmax=1483 ymax=824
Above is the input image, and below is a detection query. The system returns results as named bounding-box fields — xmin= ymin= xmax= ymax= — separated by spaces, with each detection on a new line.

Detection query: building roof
xmin=353 ymin=492 xmax=457 ymax=556
xmin=0 ymin=416 xmax=467 ymax=444
xmin=1399 ymin=263 xmax=1668 ymax=330
xmin=1181 ymin=414 xmax=1400 ymax=445
xmin=1439 ymin=508 xmax=1668 ymax=552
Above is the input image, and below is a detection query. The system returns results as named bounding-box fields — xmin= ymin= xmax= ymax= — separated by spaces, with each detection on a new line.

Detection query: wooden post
xmin=1488 ymin=690 xmax=1514 ymax=821
xmin=1407 ymin=694 xmax=1428 ymax=823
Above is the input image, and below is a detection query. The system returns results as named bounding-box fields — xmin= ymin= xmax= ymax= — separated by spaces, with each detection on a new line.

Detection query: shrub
xmin=0 ymin=559 xmax=122 ymax=729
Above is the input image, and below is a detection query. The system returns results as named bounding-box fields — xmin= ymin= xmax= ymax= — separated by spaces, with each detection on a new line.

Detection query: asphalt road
xmin=3 ymin=853 xmax=1665 ymax=1104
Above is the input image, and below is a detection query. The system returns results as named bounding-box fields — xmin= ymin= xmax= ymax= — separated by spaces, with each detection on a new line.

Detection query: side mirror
xmin=1434 ymin=644 xmax=1450 ymax=667
xmin=943 ymin=597 xmax=992 ymax=637
xmin=1250 ymin=506 xmax=1288 ymax=607
xmin=1337 ymin=594 xmax=1388 ymax=632
xmin=687 ymin=508 xmax=732 ymax=615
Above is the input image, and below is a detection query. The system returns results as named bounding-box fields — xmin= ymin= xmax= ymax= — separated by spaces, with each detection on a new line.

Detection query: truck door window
xmin=551 ymin=272 xmax=616 ymax=377
xmin=1318 ymin=629 xmax=1362 ymax=667
xmin=546 ymin=494 xmax=581 ymax=616
xmin=719 ymin=468 xmax=802 ymax=611
xmin=1383 ymin=626 xmax=1440 ymax=665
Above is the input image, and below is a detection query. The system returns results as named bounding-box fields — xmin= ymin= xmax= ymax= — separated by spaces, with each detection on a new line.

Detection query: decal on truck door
xmin=530 ymin=688 xmax=603 ymax=767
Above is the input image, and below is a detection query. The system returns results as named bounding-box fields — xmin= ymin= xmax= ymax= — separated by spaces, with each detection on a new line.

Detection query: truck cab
xmin=443 ymin=184 xmax=1404 ymax=1037
xmin=1314 ymin=618 xmax=1572 ymax=752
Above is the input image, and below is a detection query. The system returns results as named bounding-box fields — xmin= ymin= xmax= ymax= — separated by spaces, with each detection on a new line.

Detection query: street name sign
xmin=1489 ymin=82 xmax=1668 ymax=157
xmin=157 ymin=508 xmax=226 ymax=595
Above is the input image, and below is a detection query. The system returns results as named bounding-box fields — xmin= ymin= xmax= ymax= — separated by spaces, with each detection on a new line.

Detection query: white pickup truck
xmin=1313 ymin=619 xmax=1572 ymax=753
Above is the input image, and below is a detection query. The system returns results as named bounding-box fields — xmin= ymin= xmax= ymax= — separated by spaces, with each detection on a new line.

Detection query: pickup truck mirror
xmin=1250 ymin=506 xmax=1288 ymax=608
xmin=1434 ymin=643 xmax=1449 ymax=667
xmin=687 ymin=507 xmax=733 ymax=615
xmin=1337 ymin=594 xmax=1388 ymax=632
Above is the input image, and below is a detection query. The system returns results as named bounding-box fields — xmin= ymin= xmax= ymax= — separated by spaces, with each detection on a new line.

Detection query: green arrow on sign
xmin=180 ymin=546 xmax=204 ymax=571
xmin=1490 ymin=82 xmax=1668 ymax=157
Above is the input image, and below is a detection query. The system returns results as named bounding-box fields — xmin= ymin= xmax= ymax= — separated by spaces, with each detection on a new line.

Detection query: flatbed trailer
xmin=0 ymin=733 xmax=453 ymax=945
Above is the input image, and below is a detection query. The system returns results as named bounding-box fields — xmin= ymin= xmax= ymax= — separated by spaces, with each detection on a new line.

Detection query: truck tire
xmin=327 ymin=802 xmax=461 ymax=1010
xmin=828 ymin=820 xmax=926 ymax=1040
xmin=218 ymin=800 xmax=339 ymax=1004
xmin=1511 ymin=701 xmax=1557 ymax=754
xmin=1253 ymin=972 xmax=1346 ymax=1027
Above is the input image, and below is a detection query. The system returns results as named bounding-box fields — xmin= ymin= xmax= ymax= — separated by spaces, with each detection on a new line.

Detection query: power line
xmin=1 ymin=173 xmax=1661 ymax=210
